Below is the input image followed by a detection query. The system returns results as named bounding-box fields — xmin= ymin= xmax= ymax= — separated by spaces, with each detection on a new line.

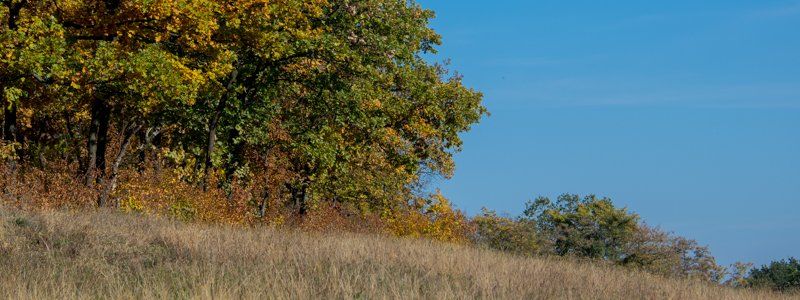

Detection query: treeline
xmin=1 ymin=1 xmax=795 ymax=293
xmin=473 ymin=194 xmax=800 ymax=293
xmin=1 ymin=0 xmax=485 ymax=221
xmin=473 ymin=195 xmax=726 ymax=283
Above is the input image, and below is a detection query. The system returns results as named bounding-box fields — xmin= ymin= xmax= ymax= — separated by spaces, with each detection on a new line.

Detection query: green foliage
xmin=526 ymin=194 xmax=639 ymax=260
xmin=473 ymin=208 xmax=540 ymax=255
xmin=747 ymin=257 xmax=800 ymax=292
xmin=1 ymin=0 xmax=486 ymax=223
xmin=471 ymin=194 xmax=726 ymax=283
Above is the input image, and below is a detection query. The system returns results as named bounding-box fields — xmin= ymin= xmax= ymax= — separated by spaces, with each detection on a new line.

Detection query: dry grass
xmin=0 ymin=207 xmax=789 ymax=300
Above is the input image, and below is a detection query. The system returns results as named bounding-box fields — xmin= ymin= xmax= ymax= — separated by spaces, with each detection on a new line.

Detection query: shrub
xmin=467 ymin=194 xmax=726 ymax=283
xmin=747 ymin=257 xmax=800 ymax=292
xmin=526 ymin=194 xmax=639 ymax=260
xmin=384 ymin=192 xmax=472 ymax=243
xmin=624 ymin=224 xmax=726 ymax=283
xmin=116 ymin=170 xmax=256 ymax=225
xmin=472 ymin=208 xmax=540 ymax=254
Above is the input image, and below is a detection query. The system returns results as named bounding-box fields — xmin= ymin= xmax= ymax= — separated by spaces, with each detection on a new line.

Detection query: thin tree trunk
xmin=63 ymin=110 xmax=84 ymax=168
xmin=3 ymin=102 xmax=17 ymax=143
xmin=258 ymin=148 xmax=271 ymax=218
xmin=259 ymin=186 xmax=269 ymax=218
xmin=203 ymin=69 xmax=239 ymax=190
xmin=99 ymin=123 xmax=139 ymax=207
xmin=85 ymin=97 xmax=110 ymax=186
xmin=137 ymin=129 xmax=147 ymax=173
xmin=292 ymin=179 xmax=309 ymax=216
xmin=96 ymin=102 xmax=110 ymax=173
xmin=136 ymin=127 xmax=161 ymax=174
xmin=224 ymin=127 xmax=244 ymax=189
xmin=152 ymin=131 xmax=163 ymax=177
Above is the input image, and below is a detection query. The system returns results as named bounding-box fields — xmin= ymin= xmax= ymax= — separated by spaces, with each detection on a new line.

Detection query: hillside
xmin=0 ymin=207 xmax=786 ymax=299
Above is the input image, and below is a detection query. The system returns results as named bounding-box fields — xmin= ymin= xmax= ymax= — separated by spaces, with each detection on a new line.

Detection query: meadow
xmin=0 ymin=206 xmax=787 ymax=300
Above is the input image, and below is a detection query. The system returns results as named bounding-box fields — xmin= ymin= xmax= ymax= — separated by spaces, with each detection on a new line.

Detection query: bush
xmin=525 ymin=194 xmax=639 ymax=260
xmin=384 ymin=192 xmax=472 ymax=243
xmin=468 ymin=194 xmax=726 ymax=283
xmin=747 ymin=257 xmax=800 ymax=292
xmin=472 ymin=208 xmax=540 ymax=254
xmin=624 ymin=224 xmax=726 ymax=283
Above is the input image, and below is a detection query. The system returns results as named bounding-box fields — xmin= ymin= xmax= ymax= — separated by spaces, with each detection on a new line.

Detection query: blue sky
xmin=418 ymin=0 xmax=800 ymax=266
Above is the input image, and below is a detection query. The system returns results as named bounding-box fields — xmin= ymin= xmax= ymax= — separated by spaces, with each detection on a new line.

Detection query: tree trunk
xmin=258 ymin=149 xmax=271 ymax=218
xmin=3 ymin=102 xmax=17 ymax=143
xmin=96 ymin=103 xmax=110 ymax=173
xmin=137 ymin=129 xmax=147 ymax=173
xmin=259 ymin=186 xmax=269 ymax=218
xmin=203 ymin=106 xmax=221 ymax=189
xmin=99 ymin=123 xmax=139 ymax=207
xmin=85 ymin=97 xmax=110 ymax=186
xmin=292 ymin=180 xmax=309 ymax=216
xmin=63 ymin=111 xmax=84 ymax=168
xmin=203 ymin=69 xmax=239 ymax=190
xmin=224 ymin=127 xmax=244 ymax=187
xmin=152 ymin=131 xmax=163 ymax=177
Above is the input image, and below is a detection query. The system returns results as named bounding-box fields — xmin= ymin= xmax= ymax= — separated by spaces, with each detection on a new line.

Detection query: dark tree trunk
xmin=137 ymin=129 xmax=147 ymax=173
xmin=203 ymin=104 xmax=222 ymax=189
xmin=224 ymin=127 xmax=244 ymax=185
xmin=259 ymin=186 xmax=269 ymax=218
xmin=2 ymin=101 xmax=16 ymax=143
xmin=63 ymin=111 xmax=84 ymax=168
xmin=292 ymin=180 xmax=309 ymax=216
xmin=103 ymin=0 xmax=122 ymax=13
xmin=6 ymin=1 xmax=26 ymax=31
xmin=152 ymin=131 xmax=163 ymax=176
xmin=258 ymin=149 xmax=271 ymax=218
xmin=96 ymin=104 xmax=110 ymax=172
xmin=203 ymin=69 xmax=239 ymax=190
xmin=85 ymin=97 xmax=110 ymax=186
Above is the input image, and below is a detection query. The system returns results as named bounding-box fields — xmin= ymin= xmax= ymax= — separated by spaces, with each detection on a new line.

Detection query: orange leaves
xmin=116 ymin=170 xmax=256 ymax=225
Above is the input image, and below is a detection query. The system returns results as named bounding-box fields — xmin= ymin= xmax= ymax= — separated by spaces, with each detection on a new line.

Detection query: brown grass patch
xmin=0 ymin=207 xmax=788 ymax=299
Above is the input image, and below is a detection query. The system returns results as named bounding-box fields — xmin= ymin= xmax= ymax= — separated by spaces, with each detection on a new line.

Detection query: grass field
xmin=0 ymin=207 xmax=788 ymax=299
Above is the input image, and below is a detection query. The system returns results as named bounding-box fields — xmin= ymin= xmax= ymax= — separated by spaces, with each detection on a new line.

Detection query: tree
xmin=473 ymin=208 xmax=541 ymax=254
xmin=747 ymin=257 xmax=800 ymax=292
xmin=623 ymin=223 xmax=726 ymax=283
xmin=467 ymin=194 xmax=727 ymax=283
xmin=1 ymin=0 xmax=487 ymax=221
xmin=525 ymin=194 xmax=639 ymax=260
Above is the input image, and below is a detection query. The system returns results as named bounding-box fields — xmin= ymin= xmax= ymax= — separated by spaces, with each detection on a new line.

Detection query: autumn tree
xmin=1 ymin=0 xmax=486 ymax=221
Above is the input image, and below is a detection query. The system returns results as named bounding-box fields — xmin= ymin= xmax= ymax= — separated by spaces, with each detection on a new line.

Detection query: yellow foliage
xmin=384 ymin=192 xmax=471 ymax=244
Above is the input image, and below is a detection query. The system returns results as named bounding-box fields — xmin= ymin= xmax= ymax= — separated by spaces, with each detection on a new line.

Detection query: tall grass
xmin=0 ymin=207 xmax=787 ymax=299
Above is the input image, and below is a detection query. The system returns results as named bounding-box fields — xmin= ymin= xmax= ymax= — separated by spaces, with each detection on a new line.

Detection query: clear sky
xmin=418 ymin=0 xmax=800 ymax=267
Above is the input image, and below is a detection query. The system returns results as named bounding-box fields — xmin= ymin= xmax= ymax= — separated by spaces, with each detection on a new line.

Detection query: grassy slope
xmin=0 ymin=207 xmax=787 ymax=299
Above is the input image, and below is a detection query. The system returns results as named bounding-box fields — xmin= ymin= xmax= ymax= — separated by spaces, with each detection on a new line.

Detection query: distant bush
xmin=525 ymin=194 xmax=639 ymax=260
xmin=746 ymin=257 xmax=800 ymax=293
xmin=472 ymin=208 xmax=540 ymax=254
xmin=624 ymin=224 xmax=726 ymax=282
xmin=472 ymin=194 xmax=726 ymax=283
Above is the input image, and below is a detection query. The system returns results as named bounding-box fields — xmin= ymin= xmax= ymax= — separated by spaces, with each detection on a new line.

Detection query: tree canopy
xmin=1 ymin=0 xmax=486 ymax=217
